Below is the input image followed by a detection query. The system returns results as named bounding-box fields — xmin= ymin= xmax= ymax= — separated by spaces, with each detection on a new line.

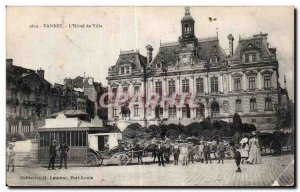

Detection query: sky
xmin=6 ymin=6 xmax=294 ymax=99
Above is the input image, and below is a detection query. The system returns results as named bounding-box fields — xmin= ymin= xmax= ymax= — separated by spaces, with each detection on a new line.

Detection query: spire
xmin=284 ymin=75 xmax=287 ymax=89
xmin=185 ymin=7 xmax=190 ymax=16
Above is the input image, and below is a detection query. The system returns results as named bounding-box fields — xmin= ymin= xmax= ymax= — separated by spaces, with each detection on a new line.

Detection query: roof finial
xmin=216 ymin=28 xmax=219 ymax=40
xmin=185 ymin=6 xmax=190 ymax=16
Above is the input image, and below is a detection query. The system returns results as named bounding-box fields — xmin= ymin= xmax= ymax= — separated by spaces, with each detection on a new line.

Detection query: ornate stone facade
xmin=106 ymin=7 xmax=281 ymax=132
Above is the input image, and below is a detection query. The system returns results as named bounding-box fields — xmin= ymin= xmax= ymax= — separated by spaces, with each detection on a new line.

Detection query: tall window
xmin=112 ymin=88 xmax=117 ymax=99
xmin=182 ymin=104 xmax=190 ymax=118
xmin=249 ymin=77 xmax=256 ymax=90
xmin=250 ymin=98 xmax=256 ymax=111
xmin=236 ymin=99 xmax=242 ymax=112
xmin=168 ymin=106 xmax=176 ymax=118
xmin=265 ymin=97 xmax=272 ymax=111
xmin=168 ymin=80 xmax=175 ymax=95
xmin=234 ymin=78 xmax=241 ymax=91
xmin=155 ymin=81 xmax=162 ymax=95
xmin=245 ymin=53 xmax=249 ymax=63
xmin=210 ymin=76 xmax=218 ymax=93
xmin=252 ymin=53 xmax=257 ymax=62
xmin=134 ymin=105 xmax=139 ymax=116
xmin=120 ymin=67 xmax=124 ymax=75
xmin=182 ymin=79 xmax=189 ymax=93
xmin=125 ymin=66 xmax=130 ymax=74
xmin=123 ymin=87 xmax=128 ymax=94
xmin=196 ymin=78 xmax=204 ymax=93
xmin=264 ymin=75 xmax=271 ymax=89
xmin=134 ymin=86 xmax=139 ymax=96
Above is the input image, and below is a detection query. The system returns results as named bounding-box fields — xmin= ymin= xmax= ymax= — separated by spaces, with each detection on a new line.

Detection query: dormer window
xmin=120 ymin=67 xmax=124 ymax=75
xmin=210 ymin=56 xmax=218 ymax=63
xmin=156 ymin=63 xmax=161 ymax=68
xmin=243 ymin=52 xmax=259 ymax=63
xmin=125 ymin=66 xmax=130 ymax=74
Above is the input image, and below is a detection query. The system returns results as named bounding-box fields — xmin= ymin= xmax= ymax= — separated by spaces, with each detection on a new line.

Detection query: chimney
xmin=6 ymin=59 xmax=13 ymax=66
xmin=227 ymin=34 xmax=234 ymax=57
xmin=37 ymin=68 xmax=44 ymax=79
xmin=146 ymin=44 xmax=153 ymax=64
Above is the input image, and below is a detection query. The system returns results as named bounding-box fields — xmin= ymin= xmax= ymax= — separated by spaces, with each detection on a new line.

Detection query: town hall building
xmin=106 ymin=7 xmax=281 ymax=132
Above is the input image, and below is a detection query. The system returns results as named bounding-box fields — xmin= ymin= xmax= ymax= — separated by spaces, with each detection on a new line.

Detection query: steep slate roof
xmin=233 ymin=33 xmax=272 ymax=60
xmin=151 ymin=37 xmax=227 ymax=66
xmin=110 ymin=50 xmax=147 ymax=74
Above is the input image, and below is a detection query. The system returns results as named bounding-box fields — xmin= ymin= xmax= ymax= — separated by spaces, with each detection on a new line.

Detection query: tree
xmin=122 ymin=123 xmax=142 ymax=140
xmin=232 ymin=113 xmax=242 ymax=133
xmin=186 ymin=122 xmax=202 ymax=137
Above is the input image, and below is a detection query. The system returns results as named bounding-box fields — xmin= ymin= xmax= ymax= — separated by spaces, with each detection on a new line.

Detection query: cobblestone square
xmin=6 ymin=154 xmax=294 ymax=187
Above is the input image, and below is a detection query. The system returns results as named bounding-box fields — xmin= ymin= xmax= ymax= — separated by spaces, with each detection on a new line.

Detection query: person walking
xmin=247 ymin=134 xmax=262 ymax=164
xmin=164 ymin=138 xmax=171 ymax=164
xmin=7 ymin=144 xmax=15 ymax=172
xmin=234 ymin=144 xmax=242 ymax=172
xmin=198 ymin=141 xmax=204 ymax=163
xmin=48 ymin=140 xmax=57 ymax=170
xmin=203 ymin=142 xmax=212 ymax=164
xmin=135 ymin=144 xmax=144 ymax=165
xmin=155 ymin=141 xmax=165 ymax=166
xmin=218 ymin=141 xmax=226 ymax=164
xmin=240 ymin=138 xmax=249 ymax=164
xmin=181 ymin=143 xmax=188 ymax=166
xmin=187 ymin=142 xmax=194 ymax=164
xmin=173 ymin=144 xmax=180 ymax=165
xmin=59 ymin=140 xmax=69 ymax=169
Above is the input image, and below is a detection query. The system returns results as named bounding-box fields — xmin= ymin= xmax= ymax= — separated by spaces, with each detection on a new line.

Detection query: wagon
xmin=83 ymin=133 xmax=147 ymax=166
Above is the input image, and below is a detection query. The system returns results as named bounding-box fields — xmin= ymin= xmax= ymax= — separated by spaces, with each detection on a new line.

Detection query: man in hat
xmin=59 ymin=140 xmax=69 ymax=169
xmin=203 ymin=142 xmax=212 ymax=164
xmin=218 ymin=140 xmax=226 ymax=164
xmin=181 ymin=143 xmax=189 ymax=166
xmin=155 ymin=141 xmax=165 ymax=166
xmin=234 ymin=144 xmax=242 ymax=172
xmin=48 ymin=140 xmax=57 ymax=170
xmin=7 ymin=144 xmax=15 ymax=172
xmin=187 ymin=142 xmax=194 ymax=164
xmin=198 ymin=141 xmax=205 ymax=163
xmin=173 ymin=143 xmax=180 ymax=165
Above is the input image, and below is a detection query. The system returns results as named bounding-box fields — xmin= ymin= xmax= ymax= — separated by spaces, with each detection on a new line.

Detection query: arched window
xmin=211 ymin=102 xmax=220 ymax=117
xmin=236 ymin=99 xmax=242 ymax=112
xmin=185 ymin=24 xmax=190 ymax=34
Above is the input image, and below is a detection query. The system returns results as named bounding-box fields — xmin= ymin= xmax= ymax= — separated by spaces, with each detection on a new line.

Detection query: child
xmin=181 ymin=143 xmax=188 ymax=166
xmin=7 ymin=144 xmax=15 ymax=172
xmin=234 ymin=144 xmax=241 ymax=172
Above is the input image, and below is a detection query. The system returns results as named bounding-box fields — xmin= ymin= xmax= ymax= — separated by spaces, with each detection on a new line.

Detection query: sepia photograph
xmin=5 ymin=6 xmax=295 ymax=187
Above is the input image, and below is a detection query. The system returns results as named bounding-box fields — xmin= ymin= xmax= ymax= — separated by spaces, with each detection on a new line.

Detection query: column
xmin=220 ymin=74 xmax=224 ymax=93
xmin=242 ymin=72 xmax=246 ymax=91
xmin=204 ymin=75 xmax=208 ymax=94
xmin=228 ymin=73 xmax=232 ymax=92
xmin=176 ymin=75 xmax=180 ymax=94
xmin=258 ymin=71 xmax=262 ymax=90
xmin=191 ymin=74 xmax=195 ymax=94
xmin=272 ymin=70 xmax=277 ymax=89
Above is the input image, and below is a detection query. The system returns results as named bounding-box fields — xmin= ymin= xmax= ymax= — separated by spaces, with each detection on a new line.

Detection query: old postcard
xmin=6 ymin=6 xmax=295 ymax=187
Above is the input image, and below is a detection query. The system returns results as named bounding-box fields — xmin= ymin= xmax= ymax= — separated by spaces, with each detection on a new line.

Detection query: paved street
xmin=6 ymin=154 xmax=294 ymax=187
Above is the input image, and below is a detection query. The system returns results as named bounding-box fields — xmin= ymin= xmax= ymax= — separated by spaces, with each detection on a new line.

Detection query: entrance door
xmin=98 ymin=136 xmax=105 ymax=151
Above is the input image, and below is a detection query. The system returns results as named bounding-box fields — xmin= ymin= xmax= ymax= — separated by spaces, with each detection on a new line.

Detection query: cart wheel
xmin=118 ymin=154 xmax=129 ymax=166
xmin=97 ymin=156 xmax=104 ymax=166
xmin=83 ymin=153 xmax=97 ymax=167
xmin=193 ymin=153 xmax=200 ymax=162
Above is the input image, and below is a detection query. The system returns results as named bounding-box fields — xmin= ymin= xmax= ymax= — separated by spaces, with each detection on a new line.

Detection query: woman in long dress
xmin=247 ymin=136 xmax=262 ymax=164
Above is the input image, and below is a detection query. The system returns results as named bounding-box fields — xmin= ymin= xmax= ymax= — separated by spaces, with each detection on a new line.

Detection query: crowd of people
xmin=131 ymin=132 xmax=262 ymax=173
